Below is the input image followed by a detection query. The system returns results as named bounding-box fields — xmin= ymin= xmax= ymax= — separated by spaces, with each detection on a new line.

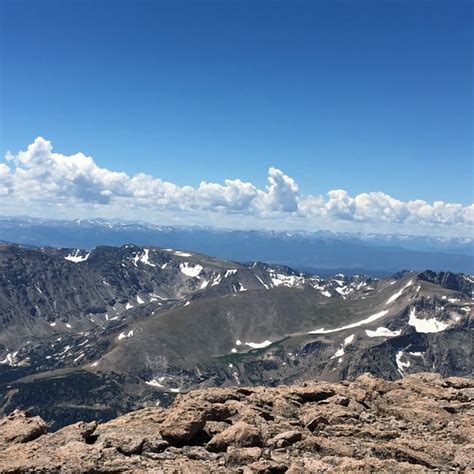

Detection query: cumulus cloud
xmin=4 ymin=137 xmax=130 ymax=204
xmin=298 ymin=190 xmax=473 ymax=227
xmin=0 ymin=164 xmax=11 ymax=197
xmin=1 ymin=137 xmax=261 ymax=212
xmin=196 ymin=179 xmax=258 ymax=212
xmin=259 ymin=167 xmax=299 ymax=212
xmin=1 ymin=137 xmax=472 ymax=232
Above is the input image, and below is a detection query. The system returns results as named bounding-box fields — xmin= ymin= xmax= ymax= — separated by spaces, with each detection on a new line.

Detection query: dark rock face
xmin=417 ymin=270 xmax=472 ymax=295
xmin=0 ymin=371 xmax=141 ymax=431
xmin=0 ymin=243 xmax=472 ymax=430
xmin=0 ymin=374 xmax=472 ymax=472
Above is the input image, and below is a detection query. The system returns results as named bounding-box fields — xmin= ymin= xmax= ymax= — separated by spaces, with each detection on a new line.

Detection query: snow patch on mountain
xmin=146 ymin=379 xmax=166 ymax=389
xmin=65 ymin=250 xmax=91 ymax=263
xmin=396 ymin=351 xmax=410 ymax=376
xmin=269 ymin=272 xmax=304 ymax=288
xmin=255 ymin=275 xmax=269 ymax=289
xmin=179 ymin=262 xmax=203 ymax=278
xmin=331 ymin=334 xmax=355 ymax=363
xmin=118 ymin=330 xmax=134 ymax=340
xmin=0 ymin=351 xmax=19 ymax=366
xmin=174 ymin=251 xmax=192 ymax=257
xmin=366 ymin=327 xmax=402 ymax=338
xmin=309 ymin=310 xmax=389 ymax=334
xmin=386 ymin=280 xmax=413 ymax=305
xmin=210 ymin=273 xmax=222 ymax=286
xmin=408 ymin=308 xmax=450 ymax=333
xmin=245 ymin=340 xmax=272 ymax=349
xmin=132 ymin=249 xmax=156 ymax=267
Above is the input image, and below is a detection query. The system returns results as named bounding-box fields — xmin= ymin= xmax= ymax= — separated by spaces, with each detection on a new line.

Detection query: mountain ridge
xmin=0 ymin=242 xmax=471 ymax=430
xmin=0 ymin=216 xmax=472 ymax=275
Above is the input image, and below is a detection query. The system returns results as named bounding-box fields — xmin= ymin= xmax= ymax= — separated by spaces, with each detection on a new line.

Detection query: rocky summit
xmin=0 ymin=373 xmax=473 ymax=473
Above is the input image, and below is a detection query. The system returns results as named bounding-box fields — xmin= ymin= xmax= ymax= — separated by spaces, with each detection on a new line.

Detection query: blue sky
xmin=0 ymin=0 xmax=472 ymax=235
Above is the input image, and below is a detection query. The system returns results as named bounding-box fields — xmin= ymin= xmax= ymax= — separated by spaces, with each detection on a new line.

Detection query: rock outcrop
xmin=0 ymin=373 xmax=473 ymax=473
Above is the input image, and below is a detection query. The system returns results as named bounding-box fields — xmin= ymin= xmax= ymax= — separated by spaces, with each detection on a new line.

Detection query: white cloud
xmin=4 ymin=137 xmax=130 ymax=204
xmin=0 ymin=164 xmax=11 ymax=197
xmin=258 ymin=166 xmax=299 ymax=212
xmin=298 ymin=189 xmax=474 ymax=228
xmin=324 ymin=189 xmax=356 ymax=220
xmin=196 ymin=179 xmax=258 ymax=211
xmin=1 ymin=137 xmax=472 ymax=234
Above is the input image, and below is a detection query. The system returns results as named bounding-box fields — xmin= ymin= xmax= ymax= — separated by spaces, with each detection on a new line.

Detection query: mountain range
xmin=0 ymin=216 xmax=472 ymax=275
xmin=0 ymin=241 xmax=471 ymax=430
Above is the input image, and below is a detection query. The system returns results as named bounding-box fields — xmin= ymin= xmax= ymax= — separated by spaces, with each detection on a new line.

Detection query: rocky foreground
xmin=0 ymin=373 xmax=473 ymax=473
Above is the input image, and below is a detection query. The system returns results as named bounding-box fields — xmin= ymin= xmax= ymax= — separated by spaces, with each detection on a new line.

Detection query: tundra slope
xmin=0 ymin=243 xmax=472 ymax=429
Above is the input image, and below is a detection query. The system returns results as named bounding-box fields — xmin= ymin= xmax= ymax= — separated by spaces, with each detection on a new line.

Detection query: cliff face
xmin=0 ymin=373 xmax=473 ymax=473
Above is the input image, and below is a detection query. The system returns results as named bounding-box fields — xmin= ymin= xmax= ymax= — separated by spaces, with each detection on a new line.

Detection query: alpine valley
xmin=0 ymin=241 xmax=472 ymax=431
